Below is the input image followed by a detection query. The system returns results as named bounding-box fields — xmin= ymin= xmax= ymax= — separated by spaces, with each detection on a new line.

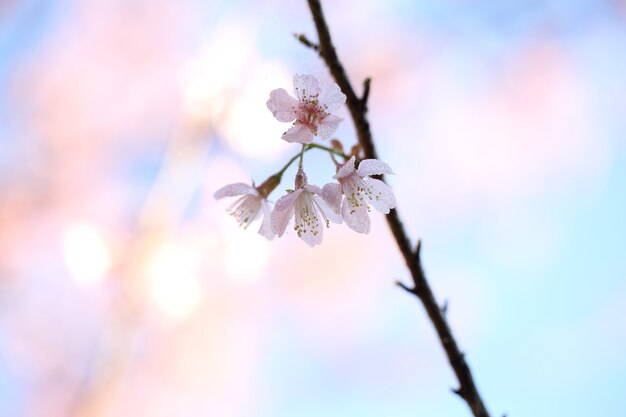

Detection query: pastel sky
xmin=0 ymin=1 xmax=625 ymax=416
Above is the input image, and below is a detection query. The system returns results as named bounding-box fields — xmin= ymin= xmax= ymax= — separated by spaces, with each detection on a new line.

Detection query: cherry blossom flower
xmin=334 ymin=156 xmax=397 ymax=234
xmin=267 ymin=74 xmax=346 ymax=144
xmin=271 ymin=168 xmax=342 ymax=247
xmin=214 ymin=182 xmax=275 ymax=240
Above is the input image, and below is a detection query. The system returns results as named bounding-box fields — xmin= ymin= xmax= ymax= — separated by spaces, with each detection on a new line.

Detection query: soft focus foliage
xmin=1 ymin=1 xmax=625 ymax=417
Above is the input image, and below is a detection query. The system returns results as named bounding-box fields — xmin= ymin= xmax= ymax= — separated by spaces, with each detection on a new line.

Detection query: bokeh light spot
xmin=61 ymin=222 xmax=111 ymax=285
xmin=145 ymin=242 xmax=202 ymax=319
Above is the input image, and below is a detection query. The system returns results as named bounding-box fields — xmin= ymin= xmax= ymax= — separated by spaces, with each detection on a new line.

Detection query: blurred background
xmin=1 ymin=0 xmax=625 ymax=416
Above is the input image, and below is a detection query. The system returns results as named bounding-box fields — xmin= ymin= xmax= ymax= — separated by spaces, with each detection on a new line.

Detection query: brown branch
xmin=304 ymin=1 xmax=492 ymax=416
xmin=361 ymin=77 xmax=371 ymax=110
xmin=396 ymin=280 xmax=416 ymax=295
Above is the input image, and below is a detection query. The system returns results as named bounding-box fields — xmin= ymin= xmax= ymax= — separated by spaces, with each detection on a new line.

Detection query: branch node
xmin=293 ymin=33 xmax=319 ymax=52
xmin=451 ymin=387 xmax=465 ymax=399
xmin=413 ymin=239 xmax=422 ymax=264
xmin=396 ymin=281 xmax=416 ymax=294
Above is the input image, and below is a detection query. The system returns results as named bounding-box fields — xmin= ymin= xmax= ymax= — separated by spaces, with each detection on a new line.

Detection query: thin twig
xmin=303 ymin=1 xmax=492 ymax=416
xmin=294 ymin=33 xmax=319 ymax=51
xmin=396 ymin=280 xmax=416 ymax=295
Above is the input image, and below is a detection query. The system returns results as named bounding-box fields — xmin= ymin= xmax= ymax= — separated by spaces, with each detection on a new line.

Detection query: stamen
xmin=226 ymin=195 xmax=261 ymax=228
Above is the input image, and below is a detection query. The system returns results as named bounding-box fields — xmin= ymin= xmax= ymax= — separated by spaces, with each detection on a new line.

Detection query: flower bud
xmin=256 ymin=174 xmax=281 ymax=198
xmin=294 ymin=168 xmax=308 ymax=189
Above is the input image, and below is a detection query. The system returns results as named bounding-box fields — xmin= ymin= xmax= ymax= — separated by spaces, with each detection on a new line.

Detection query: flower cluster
xmin=214 ymin=74 xmax=397 ymax=247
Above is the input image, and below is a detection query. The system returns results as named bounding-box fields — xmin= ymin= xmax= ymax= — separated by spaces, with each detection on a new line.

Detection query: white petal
xmin=282 ymin=123 xmax=314 ymax=144
xmin=267 ymin=88 xmax=299 ymax=122
xmin=321 ymin=182 xmax=342 ymax=215
xmin=258 ymin=200 xmax=275 ymax=240
xmin=341 ymin=199 xmax=370 ymax=234
xmin=319 ymin=83 xmax=346 ymax=112
xmin=292 ymin=191 xmax=324 ymax=247
xmin=299 ymin=219 xmax=323 ymax=247
xmin=271 ymin=190 xmax=300 ymax=237
xmin=365 ymin=178 xmax=396 ymax=213
xmin=293 ymin=74 xmax=321 ymax=102
xmin=305 ymin=184 xmax=322 ymax=195
xmin=335 ymin=156 xmax=356 ymax=179
xmin=313 ymin=194 xmax=342 ymax=224
xmin=214 ymin=183 xmax=258 ymax=199
xmin=357 ymin=159 xmax=395 ymax=177
xmin=317 ymin=114 xmax=343 ymax=140
xmin=225 ymin=194 xmax=262 ymax=228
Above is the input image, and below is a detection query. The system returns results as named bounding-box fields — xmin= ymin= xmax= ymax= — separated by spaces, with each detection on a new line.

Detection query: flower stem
xmin=298 ymin=144 xmax=306 ymax=168
xmin=306 ymin=142 xmax=349 ymax=159
xmin=274 ymin=143 xmax=349 ymax=179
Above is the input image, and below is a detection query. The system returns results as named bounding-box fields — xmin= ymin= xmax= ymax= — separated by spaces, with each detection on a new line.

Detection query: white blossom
xmin=334 ymin=156 xmax=396 ymax=234
xmin=267 ymin=74 xmax=346 ymax=144
xmin=271 ymin=169 xmax=342 ymax=247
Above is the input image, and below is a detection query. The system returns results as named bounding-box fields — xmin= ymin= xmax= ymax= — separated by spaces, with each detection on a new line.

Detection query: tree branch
xmin=361 ymin=77 xmax=371 ymax=110
xmin=304 ymin=1 xmax=492 ymax=416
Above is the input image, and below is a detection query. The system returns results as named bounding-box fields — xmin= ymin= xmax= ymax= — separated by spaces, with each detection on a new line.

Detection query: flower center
xmin=344 ymin=178 xmax=375 ymax=214
xmin=297 ymin=98 xmax=327 ymax=134
xmin=294 ymin=192 xmax=320 ymax=238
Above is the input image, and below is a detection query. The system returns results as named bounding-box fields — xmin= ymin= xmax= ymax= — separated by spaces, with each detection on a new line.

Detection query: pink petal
xmin=293 ymin=74 xmax=321 ymax=102
xmin=357 ymin=159 xmax=395 ymax=177
xmin=341 ymin=200 xmax=370 ymax=234
xmin=365 ymin=178 xmax=396 ymax=213
xmin=267 ymin=88 xmax=299 ymax=122
xmin=335 ymin=156 xmax=356 ymax=179
xmin=282 ymin=123 xmax=315 ymax=144
xmin=321 ymin=182 xmax=342 ymax=214
xmin=317 ymin=114 xmax=343 ymax=140
xmin=319 ymin=83 xmax=346 ymax=112
xmin=271 ymin=190 xmax=301 ymax=237
xmin=214 ymin=183 xmax=258 ymax=199
xmin=258 ymin=200 xmax=275 ymax=240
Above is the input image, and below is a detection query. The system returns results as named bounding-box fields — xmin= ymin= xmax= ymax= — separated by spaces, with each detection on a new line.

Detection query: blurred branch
xmin=360 ymin=77 xmax=371 ymax=111
xmin=69 ymin=118 xmax=212 ymax=417
xmin=303 ymin=1 xmax=492 ymax=416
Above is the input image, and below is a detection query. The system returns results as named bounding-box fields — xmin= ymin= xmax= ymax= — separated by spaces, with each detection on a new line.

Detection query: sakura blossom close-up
xmin=267 ymin=74 xmax=346 ymax=143
xmin=1 ymin=0 xmax=625 ymax=417
xmin=214 ymin=182 xmax=275 ymax=240
xmin=271 ymin=168 xmax=342 ymax=247
xmin=334 ymin=156 xmax=397 ymax=234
